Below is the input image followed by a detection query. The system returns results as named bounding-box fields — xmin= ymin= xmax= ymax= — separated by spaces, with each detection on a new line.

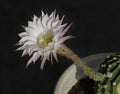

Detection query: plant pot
xmin=54 ymin=53 xmax=112 ymax=94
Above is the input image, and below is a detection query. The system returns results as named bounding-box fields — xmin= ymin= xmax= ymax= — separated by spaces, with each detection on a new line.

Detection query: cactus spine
xmin=97 ymin=53 xmax=120 ymax=94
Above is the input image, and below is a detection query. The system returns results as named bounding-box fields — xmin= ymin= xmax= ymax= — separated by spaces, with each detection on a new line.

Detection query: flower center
xmin=38 ymin=30 xmax=54 ymax=49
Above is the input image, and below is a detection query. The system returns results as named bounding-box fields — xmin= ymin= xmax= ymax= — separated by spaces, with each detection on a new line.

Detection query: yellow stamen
xmin=38 ymin=30 xmax=54 ymax=48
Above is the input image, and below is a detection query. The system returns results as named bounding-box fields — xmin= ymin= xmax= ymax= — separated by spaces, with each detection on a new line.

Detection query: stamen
xmin=38 ymin=30 xmax=54 ymax=48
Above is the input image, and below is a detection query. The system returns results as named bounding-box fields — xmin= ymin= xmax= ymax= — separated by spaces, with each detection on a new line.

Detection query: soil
xmin=68 ymin=77 xmax=95 ymax=94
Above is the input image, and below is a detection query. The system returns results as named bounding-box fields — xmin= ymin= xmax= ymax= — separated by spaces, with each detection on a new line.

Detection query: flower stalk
xmin=17 ymin=10 xmax=104 ymax=81
xmin=58 ymin=44 xmax=104 ymax=81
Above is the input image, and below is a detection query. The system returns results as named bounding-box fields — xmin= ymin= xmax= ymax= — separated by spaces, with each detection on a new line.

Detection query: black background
xmin=0 ymin=0 xmax=120 ymax=94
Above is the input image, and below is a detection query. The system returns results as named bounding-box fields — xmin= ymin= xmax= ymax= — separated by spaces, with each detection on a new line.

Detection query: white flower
xmin=17 ymin=10 xmax=72 ymax=69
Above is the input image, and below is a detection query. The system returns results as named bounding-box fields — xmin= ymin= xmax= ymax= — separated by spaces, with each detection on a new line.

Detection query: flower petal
xmin=53 ymin=32 xmax=61 ymax=42
xmin=60 ymin=15 xmax=65 ymax=23
xmin=28 ymin=21 xmax=38 ymax=29
xmin=16 ymin=45 xmax=25 ymax=51
xmin=57 ymin=35 xmax=73 ymax=44
xmin=22 ymin=49 xmax=27 ymax=56
xmin=40 ymin=56 xmax=47 ymax=70
xmin=55 ymin=15 xmax=59 ymax=21
xmin=33 ymin=15 xmax=38 ymax=23
xmin=50 ymin=10 xmax=56 ymax=18
xmin=24 ymin=27 xmax=40 ymax=37
xmin=53 ymin=24 xmax=67 ymax=33
xmin=32 ymin=51 xmax=42 ymax=63
xmin=36 ymin=18 xmax=45 ymax=32
xmin=61 ymin=23 xmax=72 ymax=37
xmin=52 ymin=50 xmax=58 ymax=62
xmin=26 ymin=45 xmax=40 ymax=56
xmin=52 ymin=20 xmax=61 ymax=28
xmin=41 ymin=11 xmax=45 ymax=17
xmin=45 ymin=51 xmax=51 ymax=60
xmin=42 ymin=14 xmax=49 ymax=28
xmin=19 ymin=36 xmax=36 ymax=43
xmin=22 ymin=41 xmax=35 ymax=47
xmin=46 ymin=17 xmax=54 ymax=29
xmin=18 ymin=32 xmax=28 ymax=37
xmin=26 ymin=51 xmax=42 ymax=67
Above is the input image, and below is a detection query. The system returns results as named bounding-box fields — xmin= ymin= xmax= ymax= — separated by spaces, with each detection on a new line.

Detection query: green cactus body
xmin=97 ymin=53 xmax=120 ymax=94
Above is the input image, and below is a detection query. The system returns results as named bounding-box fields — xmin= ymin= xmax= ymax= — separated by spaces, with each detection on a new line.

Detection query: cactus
xmin=17 ymin=10 xmax=120 ymax=94
xmin=97 ymin=53 xmax=120 ymax=94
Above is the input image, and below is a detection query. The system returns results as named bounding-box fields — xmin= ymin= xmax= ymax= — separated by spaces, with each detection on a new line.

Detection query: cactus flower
xmin=17 ymin=10 xmax=72 ymax=69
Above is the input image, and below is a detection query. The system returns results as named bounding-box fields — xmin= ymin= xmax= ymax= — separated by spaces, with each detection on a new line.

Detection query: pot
xmin=54 ymin=53 xmax=112 ymax=94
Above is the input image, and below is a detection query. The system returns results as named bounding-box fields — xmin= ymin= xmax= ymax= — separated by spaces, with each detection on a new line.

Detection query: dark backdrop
xmin=0 ymin=0 xmax=120 ymax=94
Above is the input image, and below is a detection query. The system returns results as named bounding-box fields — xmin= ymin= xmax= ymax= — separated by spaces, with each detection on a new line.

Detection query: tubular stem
xmin=58 ymin=44 xmax=104 ymax=81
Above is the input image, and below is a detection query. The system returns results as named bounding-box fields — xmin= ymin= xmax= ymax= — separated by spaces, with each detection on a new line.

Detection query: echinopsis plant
xmin=97 ymin=53 xmax=120 ymax=94
xmin=17 ymin=10 xmax=120 ymax=94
